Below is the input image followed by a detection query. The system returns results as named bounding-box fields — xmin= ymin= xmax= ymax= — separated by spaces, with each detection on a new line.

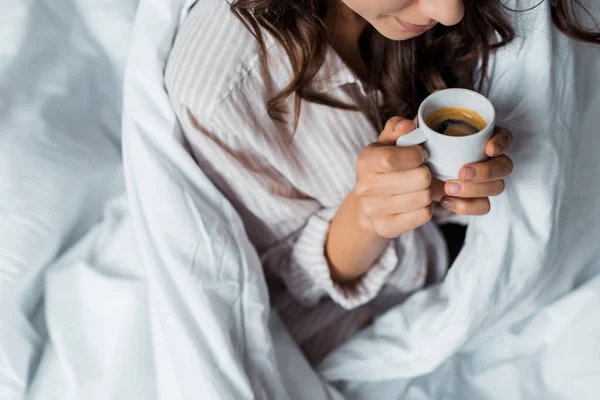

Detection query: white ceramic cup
xmin=396 ymin=88 xmax=496 ymax=182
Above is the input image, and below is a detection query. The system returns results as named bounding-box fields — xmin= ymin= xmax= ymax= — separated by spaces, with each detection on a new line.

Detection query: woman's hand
xmin=354 ymin=117 xmax=433 ymax=239
xmin=434 ymin=126 xmax=514 ymax=215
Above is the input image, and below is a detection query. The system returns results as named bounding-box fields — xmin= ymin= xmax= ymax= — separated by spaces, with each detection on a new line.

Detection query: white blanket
xmin=0 ymin=0 xmax=134 ymax=296
xmin=1 ymin=0 xmax=599 ymax=399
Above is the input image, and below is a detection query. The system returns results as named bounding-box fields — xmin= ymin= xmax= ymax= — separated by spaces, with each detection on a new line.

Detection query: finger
xmin=459 ymin=155 xmax=513 ymax=183
xmin=440 ymin=196 xmax=491 ymax=216
xmin=371 ymin=205 xmax=434 ymax=239
xmin=361 ymin=189 xmax=432 ymax=218
xmin=378 ymin=117 xmax=417 ymax=145
xmin=485 ymin=126 xmax=513 ymax=157
xmin=355 ymin=166 xmax=432 ymax=196
xmin=430 ymin=177 xmax=445 ymax=202
xmin=444 ymin=179 xmax=505 ymax=198
xmin=358 ymin=144 xmax=427 ymax=174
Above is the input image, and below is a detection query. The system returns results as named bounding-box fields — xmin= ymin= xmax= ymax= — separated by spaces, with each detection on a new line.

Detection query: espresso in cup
xmin=425 ymin=107 xmax=487 ymax=137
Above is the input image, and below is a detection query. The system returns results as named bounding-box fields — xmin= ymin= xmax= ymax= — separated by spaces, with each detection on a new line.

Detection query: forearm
xmin=325 ymin=191 xmax=390 ymax=283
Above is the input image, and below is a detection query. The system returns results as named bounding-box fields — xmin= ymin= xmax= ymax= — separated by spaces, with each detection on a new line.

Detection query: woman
xmin=164 ymin=0 xmax=598 ymax=364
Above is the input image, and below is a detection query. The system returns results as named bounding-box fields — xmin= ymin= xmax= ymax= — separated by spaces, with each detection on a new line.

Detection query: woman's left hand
xmin=431 ymin=126 xmax=514 ymax=215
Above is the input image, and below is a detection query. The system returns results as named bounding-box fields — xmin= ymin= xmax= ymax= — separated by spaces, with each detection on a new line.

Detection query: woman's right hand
xmin=354 ymin=117 xmax=433 ymax=239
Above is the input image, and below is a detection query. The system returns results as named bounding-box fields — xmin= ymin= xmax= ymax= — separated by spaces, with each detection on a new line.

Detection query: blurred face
xmin=339 ymin=0 xmax=465 ymax=40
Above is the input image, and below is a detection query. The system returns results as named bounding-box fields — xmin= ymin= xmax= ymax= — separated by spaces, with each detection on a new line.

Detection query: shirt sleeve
xmin=174 ymin=102 xmax=400 ymax=309
xmin=265 ymin=207 xmax=400 ymax=309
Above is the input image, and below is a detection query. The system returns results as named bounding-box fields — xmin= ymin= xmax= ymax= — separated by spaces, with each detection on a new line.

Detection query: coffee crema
xmin=425 ymin=107 xmax=487 ymax=137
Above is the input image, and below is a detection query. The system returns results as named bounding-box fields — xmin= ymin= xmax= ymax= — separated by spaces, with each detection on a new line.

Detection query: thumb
xmin=377 ymin=116 xmax=417 ymax=145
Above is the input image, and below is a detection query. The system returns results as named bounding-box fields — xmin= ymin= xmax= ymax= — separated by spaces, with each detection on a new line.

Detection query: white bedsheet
xmin=1 ymin=0 xmax=599 ymax=399
xmin=0 ymin=0 xmax=135 ymax=297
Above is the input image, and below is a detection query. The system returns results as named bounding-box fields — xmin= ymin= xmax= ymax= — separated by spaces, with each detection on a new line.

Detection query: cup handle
xmin=395 ymin=127 xmax=428 ymax=147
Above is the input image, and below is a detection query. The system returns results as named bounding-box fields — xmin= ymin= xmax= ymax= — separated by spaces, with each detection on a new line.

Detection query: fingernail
xmin=463 ymin=167 xmax=476 ymax=181
xmin=441 ymin=197 xmax=455 ymax=209
xmin=395 ymin=119 xmax=416 ymax=133
xmin=421 ymin=147 xmax=429 ymax=162
xmin=492 ymin=143 xmax=502 ymax=156
xmin=446 ymin=182 xmax=461 ymax=195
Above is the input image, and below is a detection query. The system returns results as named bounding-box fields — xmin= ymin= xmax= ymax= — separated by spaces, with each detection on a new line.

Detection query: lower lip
xmin=394 ymin=18 xmax=436 ymax=34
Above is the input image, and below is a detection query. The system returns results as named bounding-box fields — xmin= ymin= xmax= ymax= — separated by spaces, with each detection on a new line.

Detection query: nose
xmin=420 ymin=0 xmax=464 ymax=26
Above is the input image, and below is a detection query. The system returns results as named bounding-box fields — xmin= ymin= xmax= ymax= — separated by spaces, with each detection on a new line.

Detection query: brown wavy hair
xmin=231 ymin=0 xmax=599 ymax=130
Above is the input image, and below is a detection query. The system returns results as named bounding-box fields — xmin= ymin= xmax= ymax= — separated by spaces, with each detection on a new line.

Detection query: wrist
xmin=326 ymin=191 xmax=389 ymax=284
